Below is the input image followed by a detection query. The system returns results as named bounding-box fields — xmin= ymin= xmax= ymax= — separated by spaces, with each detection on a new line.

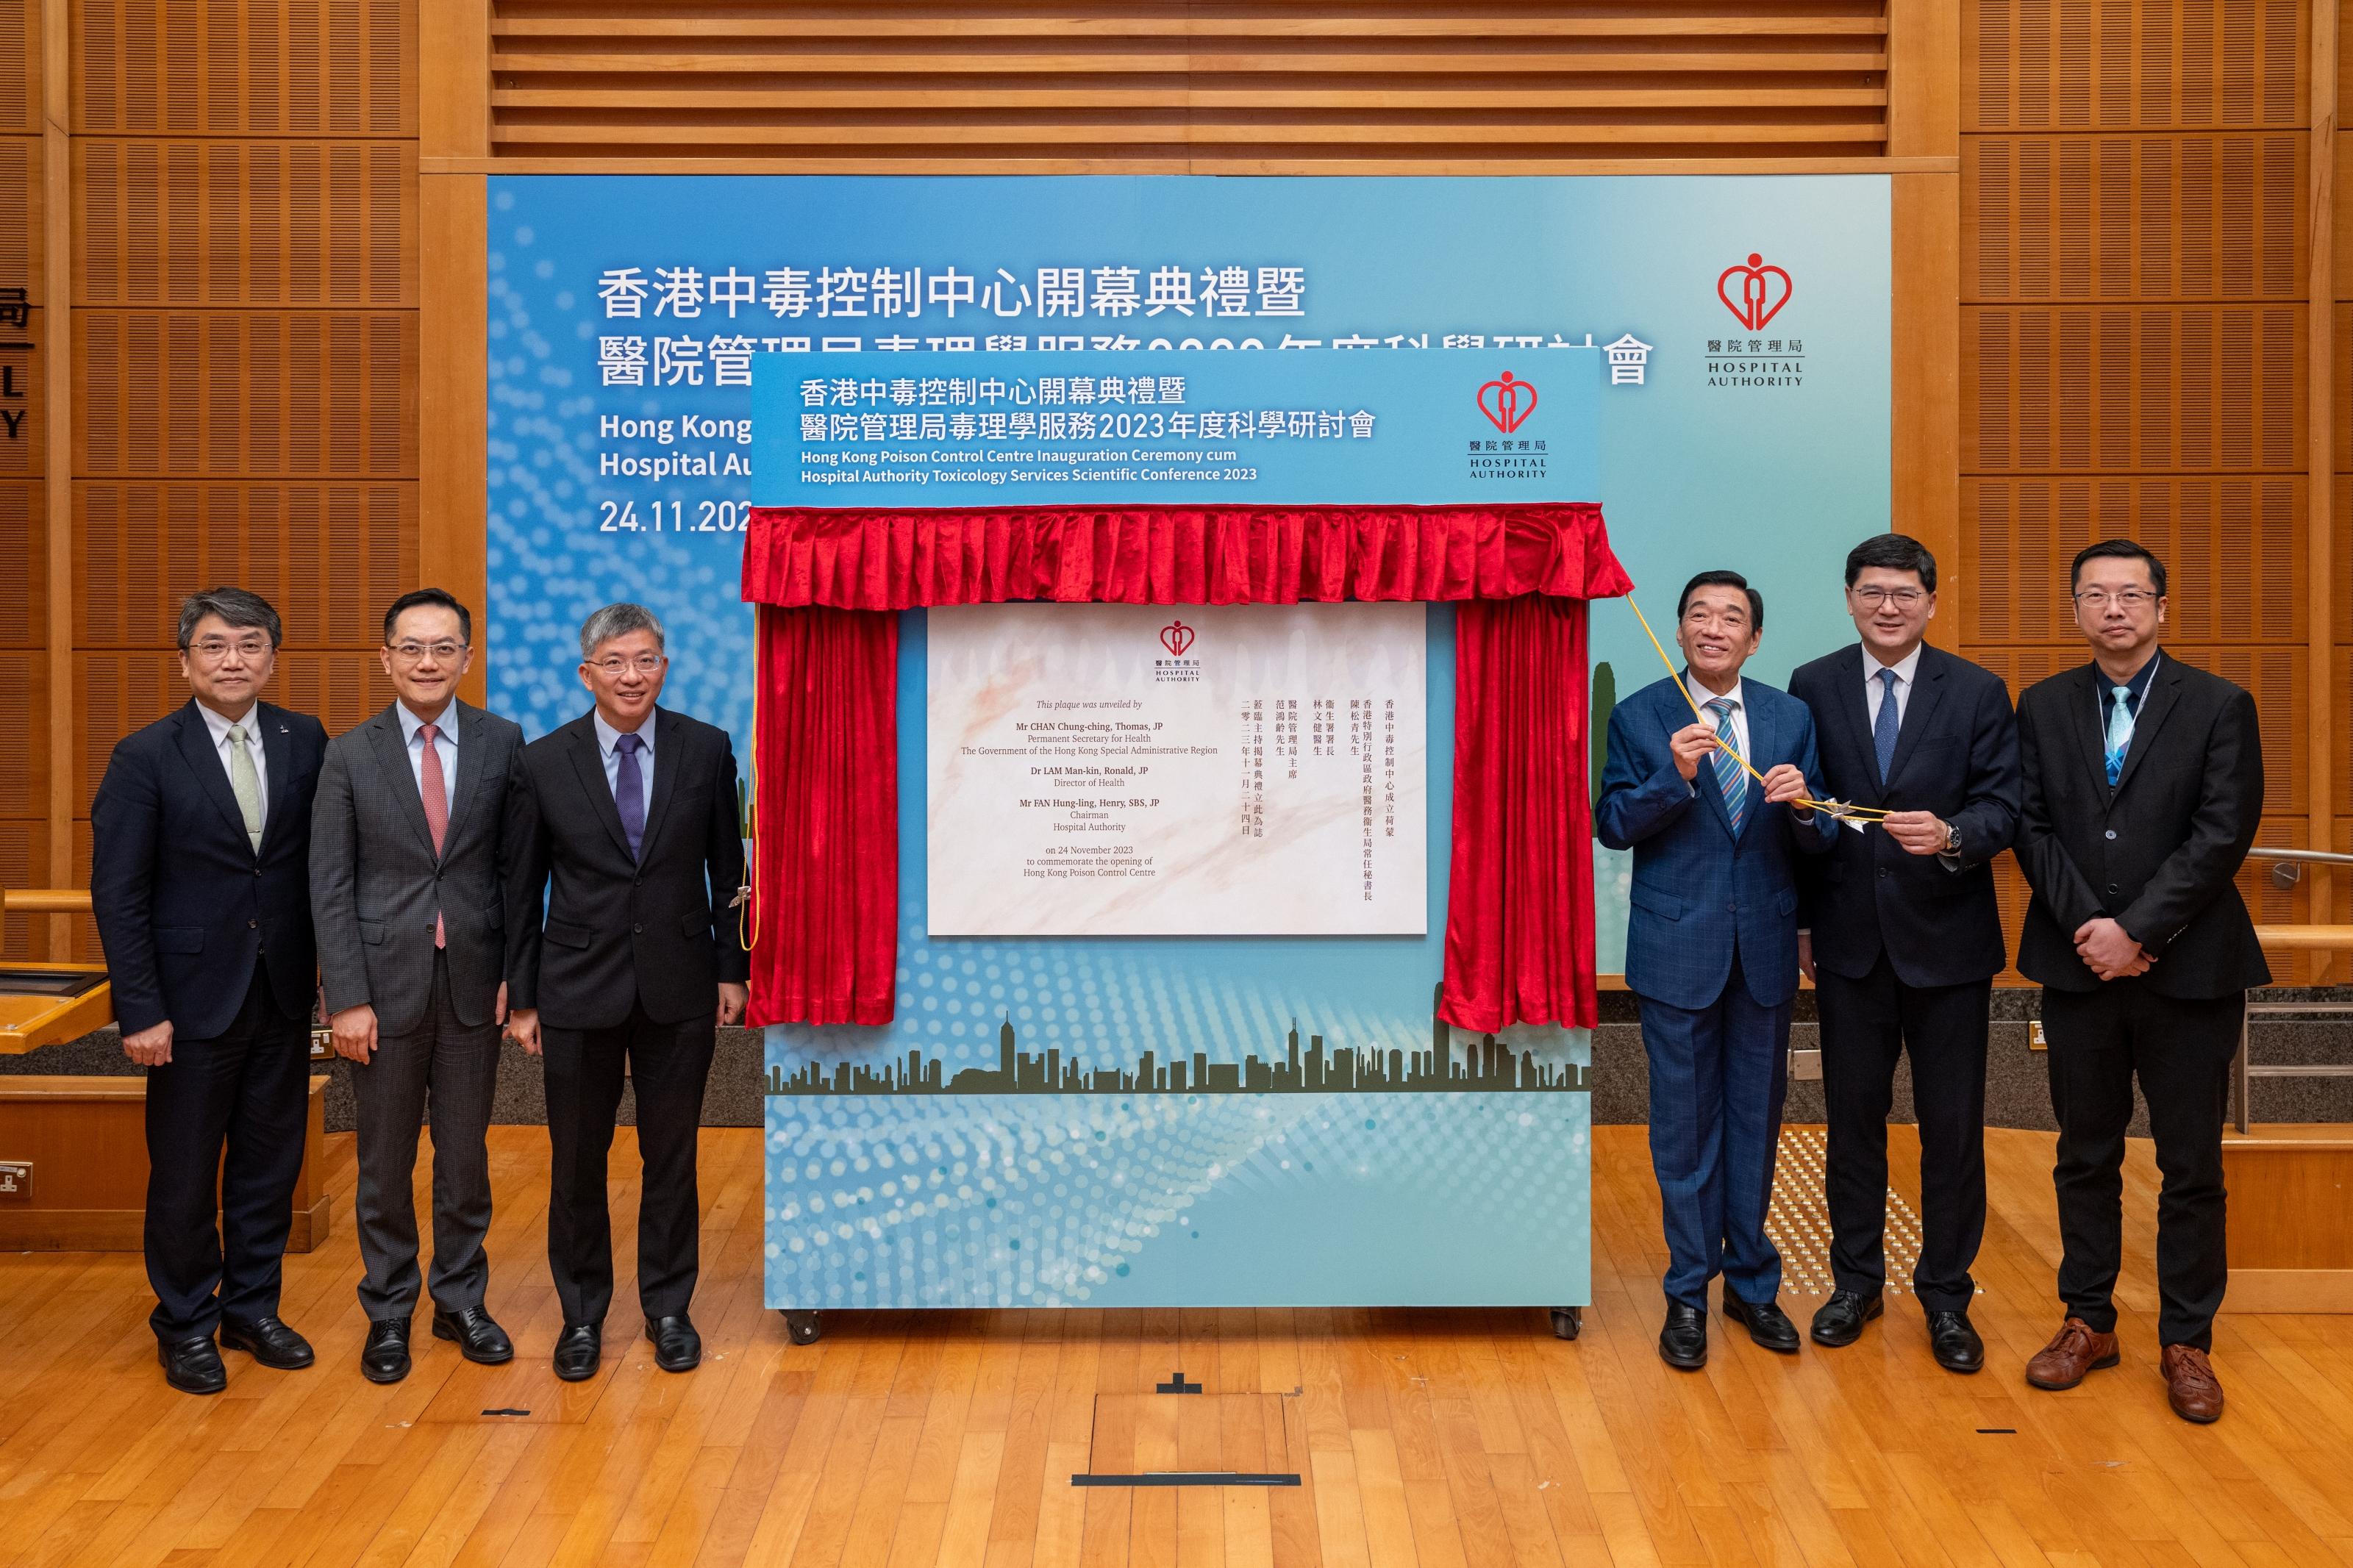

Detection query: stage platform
xmin=1 ymin=1124 xmax=2349 ymax=1567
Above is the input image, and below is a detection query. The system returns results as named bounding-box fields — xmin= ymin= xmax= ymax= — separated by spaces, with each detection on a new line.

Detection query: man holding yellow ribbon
xmin=1599 ymin=570 xmax=1835 ymax=1371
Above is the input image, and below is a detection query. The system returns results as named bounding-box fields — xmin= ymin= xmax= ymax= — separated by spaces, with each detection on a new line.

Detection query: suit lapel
xmin=1832 ymin=645 xmax=1882 ymax=805
xmin=173 ymin=701 xmax=251 ymax=848
xmin=257 ymin=704 xmax=295 ymax=856
xmin=2111 ymin=658 xmax=2183 ymax=797
xmin=1885 ymin=651 xmax=1948 ymax=787
xmin=2068 ymin=665 xmax=2113 ymax=798
xmin=566 ymin=715 xmax=635 ymax=862
xmin=366 ymin=705 xmax=437 ymax=858
xmin=635 ymin=708 xmax=683 ymax=861
xmin=440 ymin=701 xmax=488 ymax=852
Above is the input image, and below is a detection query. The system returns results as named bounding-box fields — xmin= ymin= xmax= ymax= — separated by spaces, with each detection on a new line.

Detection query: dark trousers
xmin=1635 ymin=951 xmax=1793 ymax=1311
xmin=350 ymin=950 xmax=504 ymax=1321
xmin=2040 ymin=981 xmax=2243 ymax=1350
xmin=143 ymin=970 xmax=310 ymax=1342
xmin=1816 ymin=957 xmax=1990 ymax=1313
xmin=543 ymin=1002 xmax=716 ymax=1325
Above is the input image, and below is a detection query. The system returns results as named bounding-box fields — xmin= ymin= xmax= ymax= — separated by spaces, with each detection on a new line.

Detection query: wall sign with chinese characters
xmin=0 ymin=287 xmax=31 ymax=454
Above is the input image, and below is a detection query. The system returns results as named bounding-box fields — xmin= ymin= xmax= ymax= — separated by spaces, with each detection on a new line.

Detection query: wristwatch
xmin=1940 ymin=818 xmax=1963 ymax=855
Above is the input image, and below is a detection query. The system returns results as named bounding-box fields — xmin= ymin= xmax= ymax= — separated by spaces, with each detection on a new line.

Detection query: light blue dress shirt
xmin=593 ymin=709 xmax=655 ymax=820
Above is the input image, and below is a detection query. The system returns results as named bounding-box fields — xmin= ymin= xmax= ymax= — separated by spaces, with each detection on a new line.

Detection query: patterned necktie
xmin=419 ymin=721 xmax=448 ymax=948
xmin=1704 ymin=696 xmax=1747 ymax=833
xmin=614 ymin=731 xmax=646 ymax=860
xmin=2104 ymin=684 xmax=2134 ymax=786
xmin=1873 ymin=666 xmax=1902 ymax=784
xmin=225 ymin=724 xmax=263 ymax=853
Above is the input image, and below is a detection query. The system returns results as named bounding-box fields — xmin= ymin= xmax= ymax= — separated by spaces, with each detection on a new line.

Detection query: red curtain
xmin=1440 ymin=595 xmax=1599 ymax=1034
xmin=741 ymin=503 xmax=1632 ymax=1031
xmin=747 ymin=604 xmax=900 ymax=1027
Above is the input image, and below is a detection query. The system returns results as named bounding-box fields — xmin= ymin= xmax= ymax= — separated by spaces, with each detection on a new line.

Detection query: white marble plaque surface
xmin=927 ymin=602 xmax=1428 ymax=937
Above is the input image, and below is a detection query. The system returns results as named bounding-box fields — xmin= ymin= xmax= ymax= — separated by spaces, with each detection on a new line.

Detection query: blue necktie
xmin=614 ymin=731 xmax=646 ymax=859
xmin=2104 ymin=684 xmax=2133 ymax=786
xmin=1873 ymin=666 xmax=1901 ymax=784
xmin=1704 ymin=696 xmax=1747 ymax=834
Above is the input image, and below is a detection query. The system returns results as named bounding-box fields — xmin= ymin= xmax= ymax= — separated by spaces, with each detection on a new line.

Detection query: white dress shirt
xmin=593 ymin=709 xmax=655 ymax=818
xmin=194 ymin=700 xmax=268 ymax=836
xmin=1685 ymin=675 xmax=1749 ymax=796
xmin=396 ymin=699 xmax=459 ymax=797
xmin=1863 ymin=642 xmax=1924 ymax=730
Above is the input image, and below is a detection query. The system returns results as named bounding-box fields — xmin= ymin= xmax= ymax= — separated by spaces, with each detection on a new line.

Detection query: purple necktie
xmin=614 ymin=731 xmax=646 ymax=859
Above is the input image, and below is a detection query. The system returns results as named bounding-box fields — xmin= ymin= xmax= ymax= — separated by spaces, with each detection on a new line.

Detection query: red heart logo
xmin=1716 ymin=253 xmax=1793 ymax=331
xmin=1160 ymin=619 xmax=1194 ymax=657
xmin=1476 ymin=372 xmax=1538 ymax=434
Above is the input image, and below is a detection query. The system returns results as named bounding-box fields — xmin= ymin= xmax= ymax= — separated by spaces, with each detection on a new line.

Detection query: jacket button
xmin=248 ymin=918 xmax=257 ymax=929
xmin=1878 ymin=867 xmax=1890 ymax=878
xmin=253 ymin=867 xmax=262 ymax=877
xmin=2105 ymin=829 xmax=2117 ymax=840
xmin=1727 ymin=902 xmax=1738 ymax=913
xmin=2107 ymin=884 xmax=2118 ymax=895
xmin=633 ymin=922 xmax=644 ymax=934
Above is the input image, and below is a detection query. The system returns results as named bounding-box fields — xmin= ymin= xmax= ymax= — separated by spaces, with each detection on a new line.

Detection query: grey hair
xmin=176 ymin=587 xmax=284 ymax=650
xmin=579 ymin=601 xmax=667 ymax=660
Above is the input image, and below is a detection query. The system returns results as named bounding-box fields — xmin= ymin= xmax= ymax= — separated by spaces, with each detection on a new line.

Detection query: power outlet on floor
xmin=0 ymin=1161 xmax=29 ymax=1198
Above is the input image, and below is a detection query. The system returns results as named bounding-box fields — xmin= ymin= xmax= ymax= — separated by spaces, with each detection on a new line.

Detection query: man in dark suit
xmin=311 ymin=589 xmax=525 ymax=1383
xmin=504 ymin=603 xmax=749 ymax=1382
xmin=1598 ymin=570 xmax=1835 ymax=1371
xmin=1790 ymin=533 xmax=2021 ymax=1373
xmin=2015 ymin=539 xmax=2267 ymax=1424
xmin=90 ymin=587 xmax=329 ymax=1395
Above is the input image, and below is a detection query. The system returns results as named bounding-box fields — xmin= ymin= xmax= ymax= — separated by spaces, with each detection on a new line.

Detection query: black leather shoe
xmin=1658 ymin=1303 xmax=1708 ymax=1370
xmin=1810 ymin=1289 xmax=1885 ymax=1347
xmin=360 ymin=1319 xmax=411 ymax=1383
xmin=158 ymin=1336 xmax=226 ymax=1395
xmin=554 ymin=1321 xmax=602 ymax=1382
xmin=218 ymin=1315 xmax=315 ymax=1370
xmin=1927 ymin=1310 xmax=1985 ymax=1374
xmin=432 ymin=1305 xmax=515 ymax=1365
xmin=645 ymin=1314 xmax=702 ymax=1373
xmin=1723 ymin=1293 xmax=1802 ymax=1353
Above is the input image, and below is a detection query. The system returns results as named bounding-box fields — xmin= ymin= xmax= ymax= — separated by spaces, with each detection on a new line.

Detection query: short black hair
xmin=382 ymin=587 xmax=474 ymax=645
xmin=1677 ymin=570 xmax=1764 ymax=633
xmin=2069 ymin=538 xmax=2167 ymax=597
xmin=1843 ymin=532 xmax=1938 ymax=593
xmin=176 ymin=587 xmax=282 ymax=650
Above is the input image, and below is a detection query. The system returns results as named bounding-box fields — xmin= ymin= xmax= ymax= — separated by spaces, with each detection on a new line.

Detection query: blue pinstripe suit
xmin=1598 ymin=673 xmax=1835 ymax=1309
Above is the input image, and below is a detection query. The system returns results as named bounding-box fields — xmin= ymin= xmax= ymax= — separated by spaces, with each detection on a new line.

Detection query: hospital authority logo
xmin=1154 ymin=617 xmax=1201 ymax=683
xmin=1468 ymin=369 xmax=1552 ymax=483
xmin=1707 ymin=252 xmax=1806 ymax=391
xmin=1477 ymin=370 xmax=1538 ymax=433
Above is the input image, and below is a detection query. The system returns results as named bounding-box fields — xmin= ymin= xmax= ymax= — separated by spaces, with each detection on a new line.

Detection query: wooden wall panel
xmin=74 ymin=651 xmax=396 ymax=805
xmin=74 ymin=0 xmax=415 ymax=138
xmin=74 ymin=140 xmax=418 ymax=308
xmin=1962 ymin=303 xmax=2304 ymax=470
xmin=1963 ymin=132 xmax=2306 ymax=299
xmin=71 ymin=311 xmax=417 ymax=477
xmin=74 ymin=482 xmax=416 ymax=648
xmin=0 ymin=133 xmax=40 ymax=303
xmin=0 ymin=480 xmax=50 ymax=645
xmin=0 ymin=648 xmax=48 ymax=817
xmin=1964 ymin=0 xmax=2305 ymax=132
xmin=0 ymin=313 xmax=40 ymax=477
xmin=0 ymin=0 xmax=37 ymax=138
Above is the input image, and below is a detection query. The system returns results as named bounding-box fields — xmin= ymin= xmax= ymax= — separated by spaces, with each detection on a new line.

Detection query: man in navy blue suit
xmin=91 ymin=588 xmax=329 ymax=1396
xmin=1598 ymin=569 xmax=1835 ymax=1370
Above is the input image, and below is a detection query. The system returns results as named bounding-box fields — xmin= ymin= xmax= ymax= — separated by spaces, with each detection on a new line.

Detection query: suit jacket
xmin=90 ymin=698 xmax=329 ymax=1039
xmin=1596 ymin=673 xmax=1835 ymax=1010
xmin=2015 ymin=652 xmax=2269 ymax=997
xmin=1790 ymin=642 xmax=2022 ymax=987
xmin=310 ymin=700 xmax=526 ymax=1035
xmin=504 ymin=706 xmax=750 ymax=1030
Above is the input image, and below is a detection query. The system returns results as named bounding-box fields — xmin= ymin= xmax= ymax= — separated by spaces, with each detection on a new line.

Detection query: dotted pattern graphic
xmin=1764 ymin=1128 xmax=1924 ymax=1298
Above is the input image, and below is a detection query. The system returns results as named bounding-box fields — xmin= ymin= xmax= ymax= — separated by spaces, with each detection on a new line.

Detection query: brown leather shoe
xmin=2024 ymin=1317 xmax=2120 ymax=1390
xmin=2160 ymin=1344 xmax=2223 ymax=1423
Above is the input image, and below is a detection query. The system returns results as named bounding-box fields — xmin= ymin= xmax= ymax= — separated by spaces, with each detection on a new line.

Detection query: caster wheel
xmin=784 ymin=1310 xmax=824 ymax=1346
xmin=1549 ymin=1306 xmax=1582 ymax=1342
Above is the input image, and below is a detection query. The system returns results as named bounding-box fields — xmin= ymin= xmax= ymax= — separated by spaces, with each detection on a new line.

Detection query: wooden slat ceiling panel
xmin=486 ymin=1 xmax=1895 ymax=165
xmin=1963 ymin=132 xmax=2306 ymax=301
xmin=1961 ymin=303 xmax=2305 ymax=472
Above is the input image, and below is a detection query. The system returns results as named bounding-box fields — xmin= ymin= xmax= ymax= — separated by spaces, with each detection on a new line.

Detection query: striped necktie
xmin=1704 ymin=696 xmax=1747 ymax=833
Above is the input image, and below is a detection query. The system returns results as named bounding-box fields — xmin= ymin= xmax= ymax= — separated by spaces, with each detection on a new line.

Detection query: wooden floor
xmin=4 ymin=1123 xmax=2352 ymax=1568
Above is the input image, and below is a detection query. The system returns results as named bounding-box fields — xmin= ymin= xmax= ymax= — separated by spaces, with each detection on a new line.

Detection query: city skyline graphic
xmin=767 ymin=986 xmax=1590 ymax=1098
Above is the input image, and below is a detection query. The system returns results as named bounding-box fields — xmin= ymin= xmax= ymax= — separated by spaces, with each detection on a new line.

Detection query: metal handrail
xmin=2248 ymin=848 xmax=2353 ymax=864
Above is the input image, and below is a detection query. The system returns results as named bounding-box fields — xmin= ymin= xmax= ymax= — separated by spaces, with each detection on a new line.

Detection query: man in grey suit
xmin=310 ymin=588 xmax=525 ymax=1383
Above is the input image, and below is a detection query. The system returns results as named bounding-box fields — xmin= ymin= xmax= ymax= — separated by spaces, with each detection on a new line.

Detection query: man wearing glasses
xmin=2015 ymin=540 xmax=2266 ymax=1422
xmin=90 ymin=588 xmax=329 ymax=1395
xmin=503 ymin=604 xmax=749 ymax=1381
xmin=310 ymin=589 xmax=526 ymax=1382
xmin=1789 ymin=534 xmax=2021 ymax=1373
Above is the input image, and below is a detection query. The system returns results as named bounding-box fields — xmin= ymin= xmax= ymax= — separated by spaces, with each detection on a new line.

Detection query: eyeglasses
xmin=185 ymin=636 xmax=272 ymax=661
xmin=2074 ymin=589 xmax=2159 ymax=610
xmin=388 ymin=641 xmax=468 ymax=663
xmin=1852 ymin=587 xmax=1926 ymax=608
xmin=590 ymin=654 xmax=665 ymax=676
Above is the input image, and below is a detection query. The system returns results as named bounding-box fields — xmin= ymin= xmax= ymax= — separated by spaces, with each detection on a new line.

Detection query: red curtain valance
xmin=741 ymin=503 xmax=1632 ymax=1034
xmin=742 ymin=502 xmax=1630 ymax=609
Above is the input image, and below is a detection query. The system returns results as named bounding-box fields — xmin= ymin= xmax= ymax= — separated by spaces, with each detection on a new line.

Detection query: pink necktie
xmin=420 ymin=722 xmax=448 ymax=948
